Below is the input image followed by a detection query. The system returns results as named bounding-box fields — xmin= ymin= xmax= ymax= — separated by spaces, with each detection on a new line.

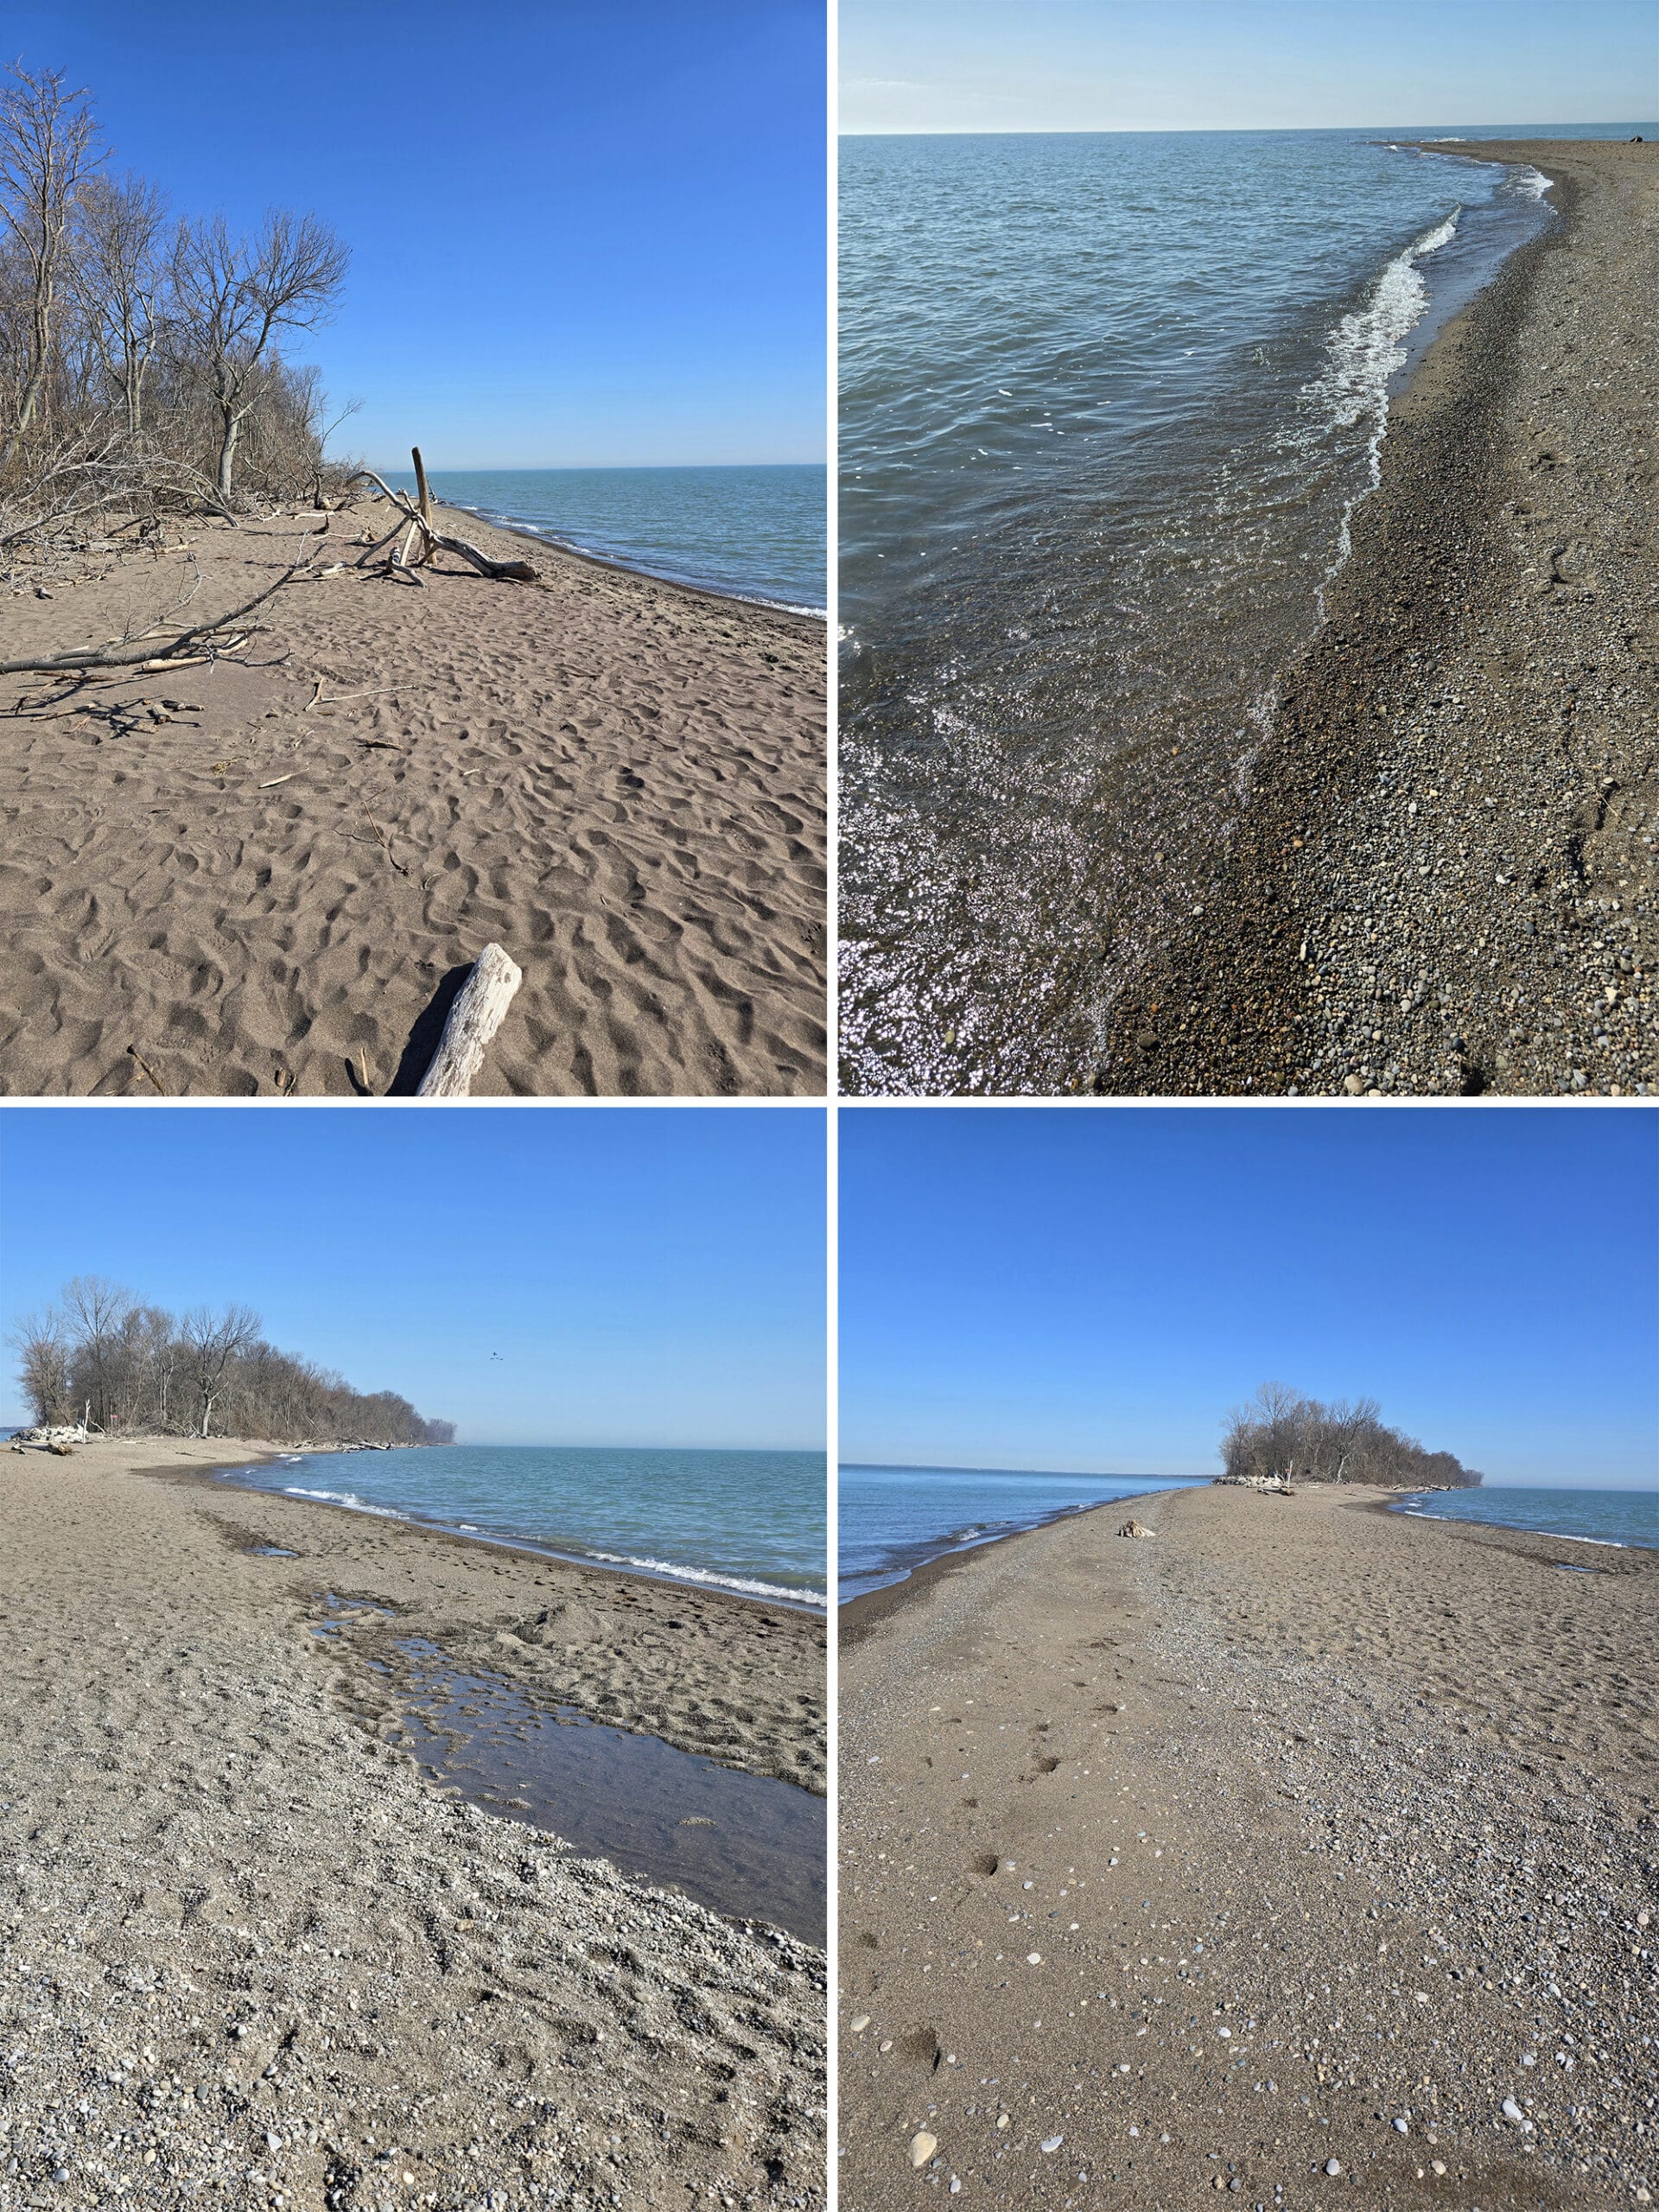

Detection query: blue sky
xmin=0 ymin=1108 xmax=826 ymax=1448
xmin=10 ymin=2 xmax=825 ymax=467
xmin=839 ymin=1108 xmax=1659 ymax=1488
xmin=842 ymin=0 xmax=1658 ymax=133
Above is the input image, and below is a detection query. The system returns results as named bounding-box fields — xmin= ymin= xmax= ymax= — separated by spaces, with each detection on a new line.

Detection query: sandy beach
xmin=839 ymin=1480 xmax=1656 ymax=2209
xmin=1102 ymin=139 xmax=1657 ymax=1097
xmin=0 ymin=500 xmax=826 ymax=1096
xmin=0 ymin=1436 xmax=825 ymax=2209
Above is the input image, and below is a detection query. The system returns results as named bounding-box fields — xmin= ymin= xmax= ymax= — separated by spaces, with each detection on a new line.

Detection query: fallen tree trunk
xmin=416 ymin=943 xmax=523 ymax=1097
xmin=0 ymin=530 xmax=327 ymax=677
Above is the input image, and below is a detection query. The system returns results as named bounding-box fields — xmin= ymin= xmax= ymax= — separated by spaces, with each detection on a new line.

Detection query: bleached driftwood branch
xmin=342 ymin=450 xmax=539 ymax=584
xmin=416 ymin=942 xmax=523 ymax=1097
xmin=0 ymin=526 xmax=327 ymax=677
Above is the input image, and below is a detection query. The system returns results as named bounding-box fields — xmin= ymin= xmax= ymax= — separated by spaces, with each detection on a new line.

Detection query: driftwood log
xmin=0 ymin=528 xmax=327 ymax=677
xmin=345 ymin=450 xmax=539 ymax=585
xmin=416 ymin=943 xmax=523 ymax=1096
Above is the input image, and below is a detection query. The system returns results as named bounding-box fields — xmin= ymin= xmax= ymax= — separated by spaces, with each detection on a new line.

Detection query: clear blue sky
xmin=839 ymin=1108 xmax=1659 ymax=1489
xmin=842 ymin=0 xmax=1658 ymax=133
xmin=0 ymin=1108 xmax=826 ymax=1448
xmin=11 ymin=1 xmax=825 ymax=467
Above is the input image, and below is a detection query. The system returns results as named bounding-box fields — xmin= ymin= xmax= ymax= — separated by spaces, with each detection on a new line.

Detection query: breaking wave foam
xmin=281 ymin=1484 xmax=400 ymax=1517
xmin=1305 ymin=208 xmax=1459 ymax=593
xmin=588 ymin=1549 xmax=828 ymax=1607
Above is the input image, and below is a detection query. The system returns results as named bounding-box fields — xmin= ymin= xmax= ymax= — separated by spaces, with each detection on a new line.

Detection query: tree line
xmin=10 ymin=1277 xmax=454 ymax=1446
xmin=1 ymin=59 xmax=352 ymax=550
xmin=1221 ymin=1382 xmax=1482 ymax=1490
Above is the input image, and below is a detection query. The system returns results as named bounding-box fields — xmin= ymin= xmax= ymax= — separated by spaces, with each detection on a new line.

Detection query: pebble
xmin=849 ymin=2015 xmax=870 ymax=2034
xmin=1502 ymin=2097 xmax=1525 ymax=2123
xmin=910 ymin=2131 xmax=938 ymax=2170
xmin=1324 ymin=2158 xmax=1342 ymax=2176
xmin=1040 ymin=2134 xmax=1064 ymax=2154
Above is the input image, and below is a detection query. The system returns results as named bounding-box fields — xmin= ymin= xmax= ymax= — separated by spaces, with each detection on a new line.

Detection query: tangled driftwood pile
xmin=345 ymin=449 xmax=540 ymax=588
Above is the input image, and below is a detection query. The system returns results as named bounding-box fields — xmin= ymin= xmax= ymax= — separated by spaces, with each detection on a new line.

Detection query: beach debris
xmin=416 ymin=943 xmax=524 ymax=1098
xmin=908 ymin=2131 xmax=938 ymax=2170
xmin=359 ymin=797 xmax=409 ymax=877
xmin=0 ymin=527 xmax=326 ymax=677
xmin=259 ymin=772 xmax=295 ymax=788
xmin=345 ymin=449 xmax=541 ymax=585
xmin=126 ymin=1043 xmax=167 ymax=1095
xmin=46 ymin=1440 xmax=75 ymax=1456
xmin=1118 ymin=1519 xmax=1158 ymax=1539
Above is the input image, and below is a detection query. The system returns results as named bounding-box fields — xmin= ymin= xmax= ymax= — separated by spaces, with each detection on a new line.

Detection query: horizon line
xmin=839 ymin=119 xmax=1649 ymax=139
xmin=355 ymin=456 xmax=827 ymax=474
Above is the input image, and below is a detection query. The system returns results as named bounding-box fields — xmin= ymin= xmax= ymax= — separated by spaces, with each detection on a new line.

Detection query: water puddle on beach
xmin=311 ymin=1600 xmax=824 ymax=1945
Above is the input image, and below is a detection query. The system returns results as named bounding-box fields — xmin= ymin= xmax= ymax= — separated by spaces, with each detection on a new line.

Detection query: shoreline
xmin=0 ymin=1435 xmax=826 ymax=2209
xmin=839 ymin=1478 xmax=1657 ymax=2209
xmin=90 ymin=1434 xmax=827 ymax=1791
xmin=412 ymin=490 xmax=828 ymax=620
xmin=207 ymin=1440 xmax=830 ymax=1613
xmin=1099 ymin=139 xmax=1658 ymax=1097
xmin=840 ymin=1479 xmax=1201 ymax=1621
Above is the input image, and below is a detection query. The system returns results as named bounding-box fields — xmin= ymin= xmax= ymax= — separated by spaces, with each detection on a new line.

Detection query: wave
xmin=1302 ymin=207 xmax=1459 ymax=591
xmin=588 ymin=1549 xmax=828 ymax=1607
xmin=1513 ymin=165 xmax=1554 ymax=200
xmin=1400 ymin=1503 xmax=1633 ymax=1548
xmin=280 ymin=1484 xmax=401 ymax=1518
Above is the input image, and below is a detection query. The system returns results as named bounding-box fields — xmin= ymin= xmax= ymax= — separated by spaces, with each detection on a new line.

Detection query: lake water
xmin=218 ymin=1443 xmax=827 ymax=1607
xmin=383 ymin=463 xmax=826 ymax=612
xmin=1394 ymin=1484 xmax=1657 ymax=1550
xmin=839 ymin=1461 xmax=1210 ymax=1599
xmin=839 ymin=124 xmax=1651 ymax=1094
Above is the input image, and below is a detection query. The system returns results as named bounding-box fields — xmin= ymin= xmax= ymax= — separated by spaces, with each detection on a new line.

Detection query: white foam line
xmin=1403 ymin=1503 xmax=1632 ymax=1548
xmin=1305 ymin=209 xmax=1460 ymax=613
xmin=588 ymin=1549 xmax=828 ymax=1608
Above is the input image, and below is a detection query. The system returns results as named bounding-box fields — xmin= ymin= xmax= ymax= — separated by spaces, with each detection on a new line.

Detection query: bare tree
xmin=60 ymin=1273 xmax=136 ymax=1429
xmin=1219 ymin=1384 xmax=1480 ymax=1490
xmin=10 ymin=1279 xmax=449 ymax=1446
xmin=168 ymin=207 xmax=348 ymax=501
xmin=69 ymin=168 xmax=167 ymax=436
xmin=8 ymin=1307 xmax=72 ymax=1424
xmin=0 ymin=62 xmax=101 ymax=461
xmin=180 ymin=1301 xmax=261 ymax=1436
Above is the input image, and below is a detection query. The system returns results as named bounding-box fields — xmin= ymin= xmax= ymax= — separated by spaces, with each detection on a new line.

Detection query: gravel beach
xmin=838 ymin=1480 xmax=1656 ymax=2209
xmin=1100 ymin=140 xmax=1657 ymax=1097
xmin=0 ymin=499 xmax=826 ymax=1097
xmin=0 ymin=1438 xmax=825 ymax=2211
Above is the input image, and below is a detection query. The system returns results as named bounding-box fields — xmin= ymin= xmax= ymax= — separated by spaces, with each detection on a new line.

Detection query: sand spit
xmin=0 ymin=500 xmax=826 ymax=1096
xmin=0 ymin=1438 xmax=825 ymax=2210
xmin=839 ymin=1482 xmax=1656 ymax=2209
xmin=1102 ymin=141 xmax=1657 ymax=1096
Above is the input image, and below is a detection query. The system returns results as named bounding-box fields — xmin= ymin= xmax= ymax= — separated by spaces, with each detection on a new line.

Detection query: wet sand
xmin=1102 ymin=140 xmax=1657 ymax=1097
xmin=0 ymin=499 xmax=826 ymax=1096
xmin=839 ymin=1480 xmax=1656 ymax=2209
xmin=0 ymin=1436 xmax=825 ymax=2209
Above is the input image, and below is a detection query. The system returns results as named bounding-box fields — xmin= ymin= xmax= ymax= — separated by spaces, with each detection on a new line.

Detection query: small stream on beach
xmin=310 ymin=1598 xmax=826 ymax=1946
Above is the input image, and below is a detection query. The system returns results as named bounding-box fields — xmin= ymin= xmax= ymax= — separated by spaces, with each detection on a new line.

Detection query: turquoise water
xmin=383 ymin=463 xmax=825 ymax=611
xmin=1395 ymin=1484 xmax=1657 ymax=1550
xmin=219 ymin=1443 xmax=827 ymax=1607
xmin=839 ymin=1462 xmax=1210 ymax=1599
xmin=839 ymin=124 xmax=1653 ymax=1094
